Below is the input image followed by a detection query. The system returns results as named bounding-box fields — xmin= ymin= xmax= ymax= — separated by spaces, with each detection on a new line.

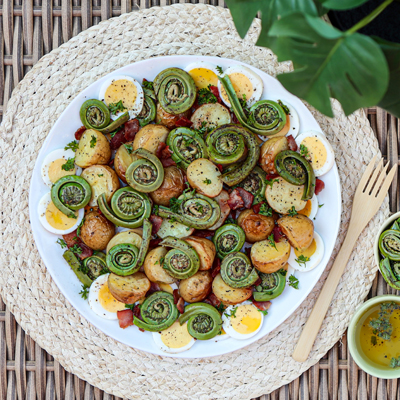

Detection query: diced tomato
xmin=315 ymin=178 xmax=325 ymax=195
xmin=287 ymin=135 xmax=297 ymax=151
xmin=74 ymin=126 xmax=86 ymax=140
xmin=175 ymin=117 xmax=193 ymax=128
xmin=236 ymin=188 xmax=254 ymax=209
xmin=272 ymin=225 xmax=285 ymax=243
xmin=149 ymin=214 xmax=163 ymax=235
xmin=123 ymin=119 xmax=140 ymax=142
xmin=161 ymin=157 xmax=176 ymax=168
xmin=193 ymin=230 xmax=215 ymax=238
xmin=252 ymin=300 xmax=271 ymax=311
xmin=117 ymin=309 xmax=134 ymax=329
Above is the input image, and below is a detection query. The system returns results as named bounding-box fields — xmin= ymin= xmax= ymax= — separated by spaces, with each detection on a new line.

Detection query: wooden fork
xmin=292 ymin=155 xmax=398 ymax=363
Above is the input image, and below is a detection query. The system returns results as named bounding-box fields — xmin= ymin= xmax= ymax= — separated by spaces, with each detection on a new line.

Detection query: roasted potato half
xmin=251 ymin=238 xmax=291 ymax=273
xmin=108 ymin=272 xmax=150 ymax=304
xmin=143 ymin=247 xmax=176 ymax=284
xmin=185 ymin=236 xmax=216 ymax=271
xmin=106 ymin=230 xmax=142 ymax=253
xmin=259 ymin=137 xmax=289 ymax=174
xmin=208 ymin=190 xmax=230 ymax=231
xmin=156 ymin=103 xmax=191 ymax=129
xmin=132 ymin=124 xmax=169 ymax=154
xmin=277 ymin=214 xmax=314 ymax=251
xmin=179 ymin=271 xmax=213 ymax=303
xmin=80 ymin=210 xmax=115 ymax=250
xmin=149 ymin=166 xmax=185 ymax=206
xmin=190 ymin=103 xmax=231 ymax=130
xmin=75 ymin=129 xmax=111 ymax=168
xmin=212 ymin=273 xmax=252 ymax=305
xmin=237 ymin=209 xmax=275 ymax=243
xmin=114 ymin=141 xmax=138 ymax=183
xmin=187 ymin=158 xmax=223 ymax=198
xmin=81 ymin=165 xmax=120 ymax=206
xmin=157 ymin=219 xmax=195 ymax=239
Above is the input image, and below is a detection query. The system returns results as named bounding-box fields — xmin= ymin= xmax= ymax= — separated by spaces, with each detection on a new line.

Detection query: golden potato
xmin=80 ymin=210 xmax=115 ymax=250
xmin=208 ymin=190 xmax=230 ymax=231
xmin=106 ymin=230 xmax=142 ymax=253
xmin=251 ymin=238 xmax=291 ymax=273
xmin=185 ymin=236 xmax=216 ymax=271
xmin=132 ymin=124 xmax=169 ymax=154
xmin=81 ymin=165 xmax=120 ymax=206
xmin=75 ymin=129 xmax=111 ymax=168
xmin=149 ymin=166 xmax=185 ymax=206
xmin=157 ymin=219 xmax=194 ymax=239
xmin=259 ymin=137 xmax=289 ymax=174
xmin=187 ymin=158 xmax=223 ymax=198
xmin=212 ymin=273 xmax=252 ymax=305
xmin=143 ymin=247 xmax=176 ymax=284
xmin=114 ymin=141 xmax=138 ymax=183
xmin=179 ymin=271 xmax=212 ymax=303
xmin=277 ymin=214 xmax=314 ymax=251
xmin=237 ymin=209 xmax=275 ymax=243
xmin=108 ymin=272 xmax=150 ymax=304
xmin=156 ymin=103 xmax=191 ymax=129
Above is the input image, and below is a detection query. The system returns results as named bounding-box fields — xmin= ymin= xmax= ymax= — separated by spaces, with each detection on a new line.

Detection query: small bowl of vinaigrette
xmin=348 ymin=295 xmax=400 ymax=378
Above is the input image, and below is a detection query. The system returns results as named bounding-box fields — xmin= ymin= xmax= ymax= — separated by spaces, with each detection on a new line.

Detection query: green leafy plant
xmin=225 ymin=0 xmax=400 ymax=118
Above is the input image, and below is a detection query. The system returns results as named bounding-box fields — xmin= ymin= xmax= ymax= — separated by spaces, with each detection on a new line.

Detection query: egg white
xmin=99 ymin=75 xmax=144 ymax=120
xmin=212 ymin=329 xmax=230 ymax=342
xmin=222 ymin=301 xmax=264 ymax=340
xmin=298 ymin=194 xmax=319 ymax=221
xmin=41 ymin=149 xmax=81 ymax=187
xmin=269 ymin=99 xmax=300 ymax=138
xmin=184 ymin=61 xmax=220 ymax=88
xmin=152 ymin=321 xmax=196 ymax=354
xmin=88 ymin=274 xmax=126 ymax=320
xmin=295 ymin=130 xmax=335 ymax=177
xmin=38 ymin=192 xmax=84 ymax=235
xmin=288 ymin=231 xmax=325 ymax=272
xmin=217 ymin=65 xmax=263 ymax=108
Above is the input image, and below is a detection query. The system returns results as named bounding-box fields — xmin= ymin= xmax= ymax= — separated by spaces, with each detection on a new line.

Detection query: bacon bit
xmin=252 ymin=300 xmax=271 ymax=311
xmin=117 ymin=309 xmax=134 ymax=329
xmin=193 ymin=230 xmax=215 ymax=238
xmin=205 ymin=293 xmax=221 ymax=308
xmin=315 ymin=178 xmax=325 ymax=195
xmin=244 ymin=246 xmax=252 ymax=258
xmin=147 ymin=282 xmax=161 ymax=296
xmin=63 ymin=230 xmax=79 ymax=246
xmin=236 ymin=188 xmax=254 ymax=209
xmin=123 ymin=119 xmax=140 ymax=142
xmin=173 ymin=289 xmax=180 ymax=304
xmin=156 ymin=142 xmax=171 ymax=159
xmin=149 ymin=238 xmax=163 ymax=249
xmin=227 ymin=188 xmax=245 ymax=210
xmin=161 ymin=157 xmax=176 ymax=168
xmin=108 ymin=158 xmax=114 ymax=167
xmin=133 ymin=304 xmax=142 ymax=320
xmin=211 ymin=257 xmax=221 ymax=279
xmin=149 ymin=214 xmax=163 ymax=235
xmin=62 ymin=231 xmax=93 ymax=260
xmin=287 ymin=135 xmax=298 ymax=151
xmin=110 ymin=130 xmax=127 ymax=150
xmin=209 ymin=85 xmax=223 ymax=104
xmin=272 ymin=225 xmax=285 ymax=243
xmin=216 ymin=164 xmax=223 ymax=173
xmin=74 ymin=126 xmax=86 ymax=140
xmin=78 ymin=244 xmax=93 ymax=260
xmin=175 ymin=117 xmax=193 ymax=128
xmin=266 ymin=173 xmax=279 ymax=180
xmin=253 ymin=277 xmax=262 ymax=287
xmin=252 ymin=201 xmax=265 ymax=214
xmin=177 ymin=297 xmax=185 ymax=314
xmin=231 ymin=112 xmax=239 ymax=124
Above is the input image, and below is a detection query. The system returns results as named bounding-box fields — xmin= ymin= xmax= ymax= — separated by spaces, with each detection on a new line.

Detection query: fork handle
xmin=292 ymin=225 xmax=360 ymax=362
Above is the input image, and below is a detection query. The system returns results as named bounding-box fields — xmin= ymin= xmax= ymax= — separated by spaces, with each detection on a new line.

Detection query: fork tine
xmin=364 ymin=158 xmax=383 ymax=194
xmin=358 ymin=154 xmax=378 ymax=192
xmin=371 ymin=162 xmax=390 ymax=197
xmin=375 ymin=164 xmax=398 ymax=203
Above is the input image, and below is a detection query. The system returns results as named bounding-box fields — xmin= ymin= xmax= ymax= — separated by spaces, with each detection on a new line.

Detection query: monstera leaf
xmin=318 ymin=0 xmax=370 ymax=10
xmin=266 ymin=14 xmax=389 ymax=117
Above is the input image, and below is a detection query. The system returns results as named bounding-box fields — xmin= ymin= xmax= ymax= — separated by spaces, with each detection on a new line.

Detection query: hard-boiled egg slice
xmin=288 ymin=231 xmax=324 ymax=272
xmin=152 ymin=321 xmax=195 ymax=354
xmin=212 ymin=327 xmax=230 ymax=342
xmin=218 ymin=65 xmax=263 ymax=108
xmin=222 ymin=301 xmax=263 ymax=340
xmin=184 ymin=61 xmax=220 ymax=89
xmin=41 ymin=149 xmax=81 ymax=187
xmin=268 ymin=99 xmax=300 ymax=138
xmin=38 ymin=192 xmax=84 ymax=235
xmin=99 ymin=75 xmax=144 ymax=119
xmin=297 ymin=194 xmax=318 ymax=221
xmin=88 ymin=274 xmax=126 ymax=320
xmin=295 ymin=130 xmax=335 ymax=177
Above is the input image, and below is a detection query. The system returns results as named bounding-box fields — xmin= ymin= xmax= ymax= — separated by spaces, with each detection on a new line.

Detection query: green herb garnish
xmin=203 ymin=178 xmax=212 ymax=185
xmin=259 ymin=203 xmax=272 ymax=217
xmin=64 ymin=140 xmax=79 ymax=152
xmin=278 ymin=268 xmax=287 ymax=277
xmin=390 ymin=356 xmax=400 ymax=369
xmin=258 ymin=309 xmax=269 ymax=316
xmin=79 ymin=284 xmax=90 ymax=300
xmin=124 ymin=144 xmax=133 ymax=154
xmin=295 ymin=254 xmax=310 ymax=268
xmin=70 ymin=244 xmax=83 ymax=255
xmin=288 ymin=206 xmax=298 ymax=217
xmin=108 ymin=100 xmax=125 ymax=115
xmin=62 ymin=157 xmax=75 ymax=171
xmin=56 ymin=238 xmax=67 ymax=249
xmin=216 ymin=66 xmax=223 ymax=75
xmin=369 ymin=301 xmax=400 ymax=341
xmin=142 ymin=79 xmax=154 ymax=90
xmin=268 ymin=234 xmax=277 ymax=251
xmin=90 ymin=135 xmax=97 ymax=148
xmin=198 ymin=84 xmax=217 ymax=105
xmin=76 ymin=218 xmax=85 ymax=237
xmin=288 ymin=274 xmax=299 ymax=289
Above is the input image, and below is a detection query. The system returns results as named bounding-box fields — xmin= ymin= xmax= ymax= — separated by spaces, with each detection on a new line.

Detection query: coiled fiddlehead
xmin=253 ymin=270 xmax=287 ymax=301
xmin=379 ymin=258 xmax=400 ymax=290
xmin=213 ymin=224 xmax=246 ymax=259
xmin=247 ymin=100 xmax=287 ymax=135
xmin=107 ymin=243 xmax=139 ymax=276
xmin=220 ymin=252 xmax=259 ymax=288
xmin=137 ymin=95 xmax=156 ymax=127
xmin=236 ymin=167 xmax=267 ymax=204
xmin=82 ymin=252 xmax=108 ymax=280
xmin=379 ymin=230 xmax=400 ymax=260
xmin=79 ymin=99 xmax=111 ymax=130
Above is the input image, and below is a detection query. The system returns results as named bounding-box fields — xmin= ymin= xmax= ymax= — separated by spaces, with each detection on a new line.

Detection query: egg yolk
xmin=298 ymin=200 xmax=312 ymax=217
xmin=301 ymin=137 xmax=327 ymax=170
xmin=231 ymin=305 xmax=262 ymax=335
xmin=104 ymin=79 xmax=137 ymax=110
xmin=220 ymin=73 xmax=253 ymax=104
xmin=161 ymin=321 xmax=193 ymax=349
xmin=294 ymin=239 xmax=317 ymax=258
xmin=98 ymin=283 xmax=126 ymax=313
xmin=188 ymin=68 xmax=219 ymax=89
xmin=48 ymin=158 xmax=76 ymax=183
xmin=45 ymin=201 xmax=78 ymax=230
xmin=158 ymin=283 xmax=173 ymax=294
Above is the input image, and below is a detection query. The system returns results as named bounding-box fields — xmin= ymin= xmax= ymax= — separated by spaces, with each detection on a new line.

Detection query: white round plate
xmin=29 ymin=55 xmax=341 ymax=358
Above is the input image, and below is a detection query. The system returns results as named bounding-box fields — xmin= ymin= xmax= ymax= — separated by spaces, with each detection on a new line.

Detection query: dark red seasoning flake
xmin=74 ymin=126 xmax=86 ymax=140
xmin=287 ymin=135 xmax=298 ymax=151
xmin=315 ymin=178 xmax=325 ymax=195
xmin=117 ymin=309 xmax=134 ymax=329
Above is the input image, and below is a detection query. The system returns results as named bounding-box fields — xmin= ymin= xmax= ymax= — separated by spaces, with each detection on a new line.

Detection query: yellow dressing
xmin=98 ymin=283 xmax=126 ymax=313
xmin=294 ymin=239 xmax=317 ymax=258
xmin=298 ymin=200 xmax=312 ymax=217
xmin=48 ymin=158 xmax=76 ymax=183
xmin=231 ymin=305 xmax=262 ymax=335
xmin=220 ymin=73 xmax=253 ymax=104
xmin=188 ymin=68 xmax=218 ymax=89
xmin=161 ymin=321 xmax=193 ymax=349
xmin=158 ymin=283 xmax=173 ymax=294
xmin=301 ymin=137 xmax=327 ymax=170
xmin=45 ymin=201 xmax=78 ymax=230
xmin=104 ymin=79 xmax=137 ymax=109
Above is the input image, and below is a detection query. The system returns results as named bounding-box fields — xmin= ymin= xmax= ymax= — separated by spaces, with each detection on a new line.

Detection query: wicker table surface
xmin=0 ymin=1 xmax=399 ymax=399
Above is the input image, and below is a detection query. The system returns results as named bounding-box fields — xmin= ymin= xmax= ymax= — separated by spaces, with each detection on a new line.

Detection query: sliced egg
xmin=88 ymin=274 xmax=126 ymax=320
xmin=288 ymin=231 xmax=324 ymax=272
xmin=152 ymin=321 xmax=195 ymax=354
xmin=297 ymin=194 xmax=318 ymax=220
xmin=99 ymin=75 xmax=144 ymax=119
xmin=212 ymin=327 xmax=230 ymax=342
xmin=295 ymin=130 xmax=335 ymax=177
xmin=38 ymin=192 xmax=84 ymax=235
xmin=268 ymin=99 xmax=300 ymax=138
xmin=222 ymin=301 xmax=263 ymax=340
xmin=184 ymin=61 xmax=220 ymax=89
xmin=218 ymin=65 xmax=263 ymax=108
xmin=41 ymin=149 xmax=81 ymax=187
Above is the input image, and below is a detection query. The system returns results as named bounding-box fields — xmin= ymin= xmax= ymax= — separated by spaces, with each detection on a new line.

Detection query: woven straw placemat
xmin=0 ymin=4 xmax=390 ymax=399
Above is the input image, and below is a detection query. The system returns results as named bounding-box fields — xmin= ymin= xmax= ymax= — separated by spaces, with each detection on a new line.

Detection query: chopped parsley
xmin=390 ymin=356 xmax=400 ymax=369
xmin=198 ymin=84 xmax=217 ymax=105
xmin=169 ymin=197 xmax=182 ymax=213
xmin=288 ymin=206 xmax=298 ymax=217
xmin=79 ymin=284 xmax=90 ymax=300
xmin=70 ymin=244 xmax=83 ymax=255
xmin=56 ymin=238 xmax=67 ymax=249
xmin=61 ymin=157 xmax=75 ymax=171
xmin=125 ymin=303 xmax=136 ymax=311
xmin=258 ymin=309 xmax=269 ymax=316
xmin=278 ymin=268 xmax=287 ymax=277
xmin=203 ymin=178 xmax=212 ymax=185
xmin=98 ymin=174 xmax=103 ymax=177
xmin=110 ymin=126 xmax=122 ymax=138
xmin=239 ymin=94 xmax=250 ymax=115
xmin=259 ymin=203 xmax=272 ymax=217
xmin=295 ymin=254 xmax=310 ymax=268
xmin=142 ymin=79 xmax=154 ymax=90
xmin=216 ymin=65 xmax=223 ymax=75
xmin=268 ymin=234 xmax=277 ymax=251
xmin=216 ymin=303 xmax=226 ymax=313
xmin=155 ymin=256 xmax=165 ymax=266
xmin=67 ymin=213 xmax=78 ymax=219
xmin=225 ymin=216 xmax=236 ymax=225
xmin=194 ymin=121 xmax=210 ymax=136
xmin=265 ymin=177 xmax=279 ymax=188
xmin=288 ymin=274 xmax=299 ymax=289
xmin=76 ymin=218 xmax=85 ymax=237
xmin=300 ymin=144 xmax=310 ymax=159
xmin=319 ymin=204 xmax=324 ymax=208
xmin=153 ymin=205 xmax=159 ymax=216
xmin=124 ymin=144 xmax=133 ymax=154
xmin=224 ymin=306 xmax=238 ymax=319
xmin=90 ymin=135 xmax=97 ymax=148
xmin=108 ymin=100 xmax=125 ymax=115
xmin=64 ymin=140 xmax=79 ymax=152
xmin=369 ymin=302 xmax=400 ymax=341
